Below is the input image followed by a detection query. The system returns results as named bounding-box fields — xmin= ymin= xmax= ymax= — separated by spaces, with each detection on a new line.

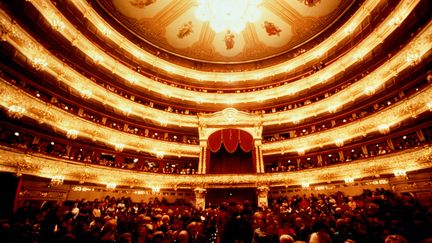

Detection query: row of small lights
xmin=61 ymin=0 xmax=397 ymax=81
xmin=20 ymin=0 xmax=421 ymax=104
xmin=52 ymin=170 xmax=407 ymax=190
xmin=6 ymin=97 xmax=432 ymax=158
xmin=300 ymin=170 xmax=407 ymax=189
xmin=1 ymin=9 xmax=428 ymax=128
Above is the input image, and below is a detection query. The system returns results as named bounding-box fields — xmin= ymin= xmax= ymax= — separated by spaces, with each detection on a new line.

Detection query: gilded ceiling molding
xmin=0 ymin=78 xmax=431 ymax=157
xmin=261 ymin=23 xmax=431 ymax=125
xmin=25 ymin=0 xmax=419 ymax=102
xmin=0 ymin=81 xmax=200 ymax=158
xmin=66 ymin=0 xmax=384 ymax=82
xmin=0 ymin=145 xmax=430 ymax=188
xmin=0 ymin=9 xmax=430 ymax=126
xmin=0 ymin=13 xmax=199 ymax=128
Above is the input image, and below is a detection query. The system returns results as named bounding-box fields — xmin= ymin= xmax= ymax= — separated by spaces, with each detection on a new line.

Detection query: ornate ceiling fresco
xmin=97 ymin=0 xmax=354 ymax=63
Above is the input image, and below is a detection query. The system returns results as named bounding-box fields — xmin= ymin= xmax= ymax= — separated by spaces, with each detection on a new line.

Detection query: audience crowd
xmin=265 ymin=130 xmax=427 ymax=173
xmin=0 ymin=127 xmax=199 ymax=175
xmin=1 ymin=189 xmax=431 ymax=243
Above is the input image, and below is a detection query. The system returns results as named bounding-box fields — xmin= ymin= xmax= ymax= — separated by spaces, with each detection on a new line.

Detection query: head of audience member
xmin=309 ymin=232 xmax=333 ymax=243
xmin=280 ymin=234 xmax=295 ymax=243
xmin=177 ymin=230 xmax=189 ymax=243
xmin=384 ymin=234 xmax=408 ymax=243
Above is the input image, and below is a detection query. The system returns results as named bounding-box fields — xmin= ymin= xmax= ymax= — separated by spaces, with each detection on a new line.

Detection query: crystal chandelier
xmin=195 ymin=0 xmax=262 ymax=33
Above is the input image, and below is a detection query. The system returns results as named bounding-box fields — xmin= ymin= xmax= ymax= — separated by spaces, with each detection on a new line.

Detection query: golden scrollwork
xmin=1 ymin=144 xmax=427 ymax=189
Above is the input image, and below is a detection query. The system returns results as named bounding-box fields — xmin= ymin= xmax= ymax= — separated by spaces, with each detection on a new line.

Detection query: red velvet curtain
xmin=208 ymin=145 xmax=254 ymax=174
xmin=207 ymin=129 xmax=253 ymax=153
xmin=13 ymin=176 xmax=22 ymax=212
xmin=206 ymin=129 xmax=255 ymax=174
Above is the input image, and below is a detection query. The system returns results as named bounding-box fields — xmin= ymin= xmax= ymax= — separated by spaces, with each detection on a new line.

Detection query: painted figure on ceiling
xmin=177 ymin=21 xmax=193 ymax=39
xmin=224 ymin=30 xmax=235 ymax=50
xmin=129 ymin=0 xmax=157 ymax=8
xmin=263 ymin=21 xmax=282 ymax=36
xmin=299 ymin=0 xmax=322 ymax=7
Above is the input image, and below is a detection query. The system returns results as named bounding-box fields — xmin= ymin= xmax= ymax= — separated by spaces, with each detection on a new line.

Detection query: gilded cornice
xmin=0 ymin=78 xmax=431 ymax=157
xmin=0 ymin=9 xmax=430 ymax=127
xmin=262 ymin=84 xmax=432 ymax=154
xmin=0 ymin=81 xmax=200 ymax=157
xmin=0 ymin=145 xmax=430 ymax=188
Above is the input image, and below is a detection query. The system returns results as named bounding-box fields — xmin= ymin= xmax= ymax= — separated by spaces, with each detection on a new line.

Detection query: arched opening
xmin=206 ymin=129 xmax=255 ymax=174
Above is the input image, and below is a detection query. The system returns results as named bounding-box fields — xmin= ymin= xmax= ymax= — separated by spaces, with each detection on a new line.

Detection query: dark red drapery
xmin=206 ymin=129 xmax=256 ymax=174
xmin=208 ymin=145 xmax=254 ymax=174
xmin=207 ymin=129 xmax=253 ymax=153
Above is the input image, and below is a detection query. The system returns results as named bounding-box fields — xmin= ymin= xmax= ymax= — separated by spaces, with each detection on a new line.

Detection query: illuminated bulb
xmin=286 ymin=88 xmax=296 ymax=96
xmin=7 ymin=105 xmax=26 ymax=119
xmin=91 ymin=53 xmax=104 ymax=64
xmin=106 ymin=182 xmax=117 ymax=189
xmin=114 ymin=143 xmax=125 ymax=152
xmin=66 ymin=129 xmax=79 ymax=139
xmin=393 ymin=170 xmax=406 ymax=177
xmin=255 ymin=73 xmax=263 ymax=80
xmin=352 ymin=51 xmax=365 ymax=61
xmin=165 ymin=66 xmax=175 ymax=73
xmin=284 ymin=64 xmax=293 ymax=72
xmin=301 ymin=182 xmax=310 ymax=188
xmin=327 ymin=105 xmax=339 ymax=113
xmin=51 ymin=19 xmax=66 ymax=31
xmin=255 ymin=96 xmax=264 ymax=102
xmin=152 ymin=186 xmax=160 ymax=193
xmin=297 ymin=148 xmax=305 ymax=156
xmin=343 ymin=24 xmax=355 ymax=34
xmin=50 ymin=175 xmax=65 ymax=186
xmin=79 ymin=89 xmax=92 ymax=99
xmin=156 ymin=151 xmax=165 ymax=159
xmin=100 ymin=26 xmax=112 ymax=36
xmin=292 ymin=117 xmax=302 ymax=124
xmin=120 ymin=106 xmax=132 ymax=115
xmin=378 ymin=124 xmax=390 ymax=135
xmin=335 ymin=138 xmax=344 ymax=147
xmin=159 ymin=119 xmax=168 ymax=127
xmin=427 ymin=101 xmax=432 ymax=111
xmin=314 ymin=49 xmax=325 ymax=57
xmin=387 ymin=16 xmax=401 ymax=26
xmin=319 ymin=73 xmax=331 ymax=83
xmin=364 ymin=86 xmax=376 ymax=96
xmin=128 ymin=74 xmax=139 ymax=84
xmin=405 ymin=52 xmax=420 ymax=65
xmin=344 ymin=177 xmax=354 ymax=183
xmin=31 ymin=57 xmax=48 ymax=71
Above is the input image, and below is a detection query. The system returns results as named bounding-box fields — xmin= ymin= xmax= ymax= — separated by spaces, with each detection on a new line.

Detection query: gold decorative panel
xmin=0 ymin=145 xmax=430 ymax=189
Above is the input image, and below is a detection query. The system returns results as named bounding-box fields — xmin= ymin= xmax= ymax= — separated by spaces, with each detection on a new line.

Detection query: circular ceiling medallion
xmin=98 ymin=0 xmax=354 ymax=63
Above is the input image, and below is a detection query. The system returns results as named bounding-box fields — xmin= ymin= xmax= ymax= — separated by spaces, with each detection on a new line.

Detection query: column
xmin=194 ymin=188 xmax=207 ymax=210
xmin=255 ymin=141 xmax=264 ymax=173
xmin=256 ymin=186 xmax=270 ymax=208
xmin=198 ymin=143 xmax=207 ymax=174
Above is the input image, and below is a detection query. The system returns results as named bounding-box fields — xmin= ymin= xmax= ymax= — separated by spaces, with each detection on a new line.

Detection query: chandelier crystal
xmin=196 ymin=0 xmax=262 ymax=33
